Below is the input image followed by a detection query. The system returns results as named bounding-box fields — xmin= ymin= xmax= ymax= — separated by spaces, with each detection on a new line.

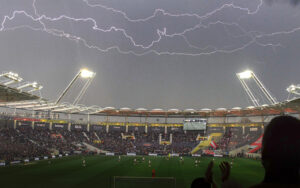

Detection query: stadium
xmin=0 ymin=69 xmax=299 ymax=188
xmin=1 ymin=0 xmax=300 ymax=188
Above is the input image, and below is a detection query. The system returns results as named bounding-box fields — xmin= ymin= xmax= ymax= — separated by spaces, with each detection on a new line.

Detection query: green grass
xmin=0 ymin=156 xmax=264 ymax=188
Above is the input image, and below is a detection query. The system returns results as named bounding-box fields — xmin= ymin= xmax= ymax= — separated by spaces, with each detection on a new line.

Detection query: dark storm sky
xmin=0 ymin=0 xmax=300 ymax=110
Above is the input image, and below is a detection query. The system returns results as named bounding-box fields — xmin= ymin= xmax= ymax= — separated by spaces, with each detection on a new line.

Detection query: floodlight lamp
xmin=32 ymin=82 xmax=38 ymax=87
xmin=287 ymin=84 xmax=296 ymax=92
xmin=31 ymin=81 xmax=43 ymax=90
xmin=237 ymin=70 xmax=253 ymax=79
xmin=80 ymin=69 xmax=94 ymax=78
xmin=6 ymin=72 xmax=23 ymax=82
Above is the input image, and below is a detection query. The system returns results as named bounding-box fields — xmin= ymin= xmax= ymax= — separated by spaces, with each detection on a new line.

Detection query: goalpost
xmin=113 ymin=176 xmax=176 ymax=188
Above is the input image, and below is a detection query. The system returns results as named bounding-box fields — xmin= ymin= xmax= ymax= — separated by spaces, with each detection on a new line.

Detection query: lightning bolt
xmin=0 ymin=0 xmax=297 ymax=56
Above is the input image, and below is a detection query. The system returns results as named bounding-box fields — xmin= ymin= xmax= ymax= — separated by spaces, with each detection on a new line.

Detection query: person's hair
xmin=191 ymin=177 xmax=211 ymax=188
xmin=261 ymin=115 xmax=300 ymax=183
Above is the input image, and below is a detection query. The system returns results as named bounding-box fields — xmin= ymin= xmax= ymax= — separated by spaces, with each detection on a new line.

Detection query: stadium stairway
xmin=94 ymin=132 xmax=100 ymax=140
xmin=82 ymin=142 xmax=108 ymax=154
xmin=82 ymin=132 xmax=90 ymax=141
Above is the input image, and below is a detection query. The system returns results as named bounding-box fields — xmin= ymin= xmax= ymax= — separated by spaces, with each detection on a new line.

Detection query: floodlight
xmin=80 ymin=69 xmax=94 ymax=78
xmin=287 ymin=84 xmax=296 ymax=92
xmin=30 ymin=82 xmax=43 ymax=91
xmin=237 ymin=70 xmax=253 ymax=79
xmin=1 ymin=72 xmax=23 ymax=82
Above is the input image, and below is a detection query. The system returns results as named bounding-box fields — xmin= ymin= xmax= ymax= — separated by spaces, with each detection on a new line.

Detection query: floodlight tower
xmin=73 ymin=70 xmax=96 ymax=105
xmin=55 ymin=69 xmax=96 ymax=104
xmin=287 ymin=84 xmax=300 ymax=98
xmin=236 ymin=70 xmax=260 ymax=107
xmin=236 ymin=70 xmax=277 ymax=107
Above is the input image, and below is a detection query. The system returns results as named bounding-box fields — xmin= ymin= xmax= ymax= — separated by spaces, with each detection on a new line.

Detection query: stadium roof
xmin=0 ymin=97 xmax=299 ymax=118
xmin=0 ymin=71 xmax=299 ymax=117
xmin=0 ymin=81 xmax=41 ymax=102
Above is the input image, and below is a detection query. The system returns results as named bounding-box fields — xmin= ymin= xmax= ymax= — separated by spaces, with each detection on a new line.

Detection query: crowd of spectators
xmin=0 ymin=122 xmax=263 ymax=161
xmin=0 ymin=126 xmax=86 ymax=161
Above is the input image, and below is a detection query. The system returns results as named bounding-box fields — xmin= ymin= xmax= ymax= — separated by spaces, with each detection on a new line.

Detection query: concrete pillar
xmin=13 ymin=120 xmax=17 ymax=129
xmin=49 ymin=122 xmax=53 ymax=130
xmin=126 ymin=125 xmax=128 ymax=133
xmin=242 ymin=126 xmax=245 ymax=135
xmin=159 ymin=133 xmax=162 ymax=144
xmin=31 ymin=121 xmax=35 ymax=129
xmin=68 ymin=123 xmax=71 ymax=131
xmin=145 ymin=125 xmax=148 ymax=133
xmin=87 ymin=123 xmax=90 ymax=132
xmin=170 ymin=133 xmax=173 ymax=144
xmin=106 ymin=125 xmax=109 ymax=133
xmin=164 ymin=126 xmax=167 ymax=134
xmin=87 ymin=114 xmax=90 ymax=132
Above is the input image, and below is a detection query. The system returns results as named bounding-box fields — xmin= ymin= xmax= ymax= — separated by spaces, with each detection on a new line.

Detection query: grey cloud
xmin=264 ymin=0 xmax=300 ymax=6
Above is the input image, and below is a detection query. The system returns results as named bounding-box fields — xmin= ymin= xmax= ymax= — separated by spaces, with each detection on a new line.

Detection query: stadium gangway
xmin=14 ymin=103 xmax=49 ymax=109
xmin=52 ymin=106 xmax=80 ymax=113
xmin=0 ymin=100 xmax=43 ymax=107
xmin=30 ymin=103 xmax=67 ymax=111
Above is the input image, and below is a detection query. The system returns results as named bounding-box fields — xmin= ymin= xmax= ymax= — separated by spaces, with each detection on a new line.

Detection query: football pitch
xmin=0 ymin=155 xmax=264 ymax=188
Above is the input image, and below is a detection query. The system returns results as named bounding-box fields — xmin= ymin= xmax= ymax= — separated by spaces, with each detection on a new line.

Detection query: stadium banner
xmin=127 ymin=153 xmax=137 ymax=156
xmin=250 ymin=127 xmax=258 ymax=131
xmin=128 ymin=126 xmax=144 ymax=133
xmin=214 ymin=154 xmax=223 ymax=157
xmin=10 ymin=161 xmax=21 ymax=165
xmin=35 ymin=122 xmax=49 ymax=129
xmin=106 ymin=152 xmax=115 ymax=156
xmin=0 ymin=162 xmax=5 ymax=166
xmin=192 ymin=154 xmax=201 ymax=157
xmin=44 ymin=156 xmax=48 ymax=159
xmin=17 ymin=121 xmax=31 ymax=127
xmin=24 ymin=159 xmax=30 ymax=162
xmin=203 ymin=150 xmax=215 ymax=155
xmin=72 ymin=124 xmax=82 ymax=129
xmin=65 ymin=154 xmax=69 ymax=156
xmin=52 ymin=156 xmax=56 ymax=159
xmin=71 ymin=124 xmax=87 ymax=130
xmin=53 ymin=123 xmax=68 ymax=129
xmin=59 ymin=154 xmax=62 ymax=157
xmin=148 ymin=153 xmax=158 ymax=156
xmin=51 ymin=133 xmax=63 ymax=139
xmin=207 ymin=127 xmax=224 ymax=133
xmin=167 ymin=127 xmax=183 ymax=133
xmin=110 ymin=126 xmax=125 ymax=132
xmin=74 ymin=151 xmax=82 ymax=154
xmin=34 ymin=157 xmax=39 ymax=161
xmin=170 ymin=153 xmax=179 ymax=157
xmin=143 ymin=143 xmax=152 ymax=147
xmin=92 ymin=125 xmax=105 ymax=132
xmin=150 ymin=127 xmax=164 ymax=133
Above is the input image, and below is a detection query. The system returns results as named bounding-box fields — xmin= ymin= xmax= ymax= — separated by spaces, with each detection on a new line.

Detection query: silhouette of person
xmin=191 ymin=161 xmax=217 ymax=188
xmin=250 ymin=115 xmax=300 ymax=188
